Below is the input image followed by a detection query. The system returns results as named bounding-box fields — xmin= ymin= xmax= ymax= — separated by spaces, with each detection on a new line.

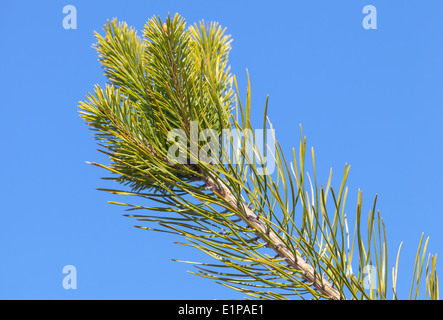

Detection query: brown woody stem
xmin=203 ymin=174 xmax=343 ymax=300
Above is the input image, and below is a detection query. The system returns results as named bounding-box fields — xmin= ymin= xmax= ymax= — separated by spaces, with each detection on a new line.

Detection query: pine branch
xmin=79 ymin=13 xmax=439 ymax=300
xmin=202 ymin=173 xmax=342 ymax=300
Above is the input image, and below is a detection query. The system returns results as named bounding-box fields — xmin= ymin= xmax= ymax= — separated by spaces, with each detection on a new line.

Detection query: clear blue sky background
xmin=0 ymin=1 xmax=442 ymax=299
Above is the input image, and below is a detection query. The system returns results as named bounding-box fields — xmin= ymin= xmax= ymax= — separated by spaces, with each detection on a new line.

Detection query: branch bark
xmin=203 ymin=174 xmax=343 ymax=300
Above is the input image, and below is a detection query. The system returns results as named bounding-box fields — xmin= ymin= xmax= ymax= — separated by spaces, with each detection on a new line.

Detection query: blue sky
xmin=0 ymin=0 xmax=442 ymax=299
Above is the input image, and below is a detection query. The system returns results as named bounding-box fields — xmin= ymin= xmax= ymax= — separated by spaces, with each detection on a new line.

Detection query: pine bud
xmin=162 ymin=23 xmax=168 ymax=34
